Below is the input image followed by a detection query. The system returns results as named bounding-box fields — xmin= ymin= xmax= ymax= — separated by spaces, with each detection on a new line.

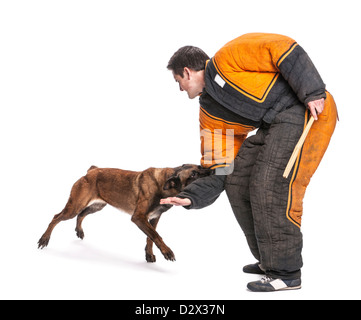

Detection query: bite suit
xmin=178 ymin=33 xmax=337 ymax=279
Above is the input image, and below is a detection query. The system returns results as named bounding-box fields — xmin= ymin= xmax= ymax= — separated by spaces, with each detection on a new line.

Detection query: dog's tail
xmin=87 ymin=165 xmax=98 ymax=172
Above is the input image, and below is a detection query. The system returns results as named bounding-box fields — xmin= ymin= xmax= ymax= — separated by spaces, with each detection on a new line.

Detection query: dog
xmin=38 ymin=164 xmax=211 ymax=262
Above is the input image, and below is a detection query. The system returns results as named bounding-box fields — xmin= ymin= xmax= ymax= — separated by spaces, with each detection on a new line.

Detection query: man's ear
xmin=163 ymin=176 xmax=181 ymax=191
xmin=183 ymin=67 xmax=192 ymax=80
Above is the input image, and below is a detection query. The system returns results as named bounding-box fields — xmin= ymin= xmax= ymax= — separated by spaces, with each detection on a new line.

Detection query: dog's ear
xmin=163 ymin=176 xmax=181 ymax=191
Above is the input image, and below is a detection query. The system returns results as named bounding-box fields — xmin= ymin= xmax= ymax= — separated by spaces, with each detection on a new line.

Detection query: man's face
xmin=173 ymin=68 xmax=205 ymax=99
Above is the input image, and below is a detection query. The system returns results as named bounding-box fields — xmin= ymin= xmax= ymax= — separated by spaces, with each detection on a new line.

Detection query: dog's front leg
xmin=145 ymin=216 xmax=161 ymax=263
xmin=145 ymin=205 xmax=172 ymax=263
xmin=131 ymin=204 xmax=175 ymax=262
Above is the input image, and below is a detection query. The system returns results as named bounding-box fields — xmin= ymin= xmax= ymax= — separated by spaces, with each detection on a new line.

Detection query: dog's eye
xmin=190 ymin=171 xmax=198 ymax=178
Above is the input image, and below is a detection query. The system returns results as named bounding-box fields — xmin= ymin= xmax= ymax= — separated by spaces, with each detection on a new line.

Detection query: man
xmin=161 ymin=33 xmax=337 ymax=292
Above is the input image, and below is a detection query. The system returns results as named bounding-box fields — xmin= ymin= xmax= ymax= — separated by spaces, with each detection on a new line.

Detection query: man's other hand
xmin=308 ymin=98 xmax=324 ymax=120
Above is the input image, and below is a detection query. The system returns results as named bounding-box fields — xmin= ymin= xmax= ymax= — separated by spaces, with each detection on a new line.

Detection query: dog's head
xmin=163 ymin=164 xmax=212 ymax=192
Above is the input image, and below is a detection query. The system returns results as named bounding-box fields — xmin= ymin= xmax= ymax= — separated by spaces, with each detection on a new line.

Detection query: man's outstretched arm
xmin=161 ymin=174 xmax=226 ymax=209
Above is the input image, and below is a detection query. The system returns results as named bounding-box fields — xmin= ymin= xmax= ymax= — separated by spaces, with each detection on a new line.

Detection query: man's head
xmin=167 ymin=46 xmax=209 ymax=99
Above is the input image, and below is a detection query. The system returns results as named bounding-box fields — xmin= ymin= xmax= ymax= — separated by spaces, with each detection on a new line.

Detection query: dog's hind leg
xmin=75 ymin=202 xmax=107 ymax=239
xmin=38 ymin=202 xmax=79 ymax=249
xmin=38 ymin=210 xmax=66 ymax=249
xmin=38 ymin=177 xmax=95 ymax=249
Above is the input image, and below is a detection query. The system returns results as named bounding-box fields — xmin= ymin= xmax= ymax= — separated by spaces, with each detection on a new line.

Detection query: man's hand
xmin=308 ymin=98 xmax=324 ymax=120
xmin=160 ymin=197 xmax=191 ymax=206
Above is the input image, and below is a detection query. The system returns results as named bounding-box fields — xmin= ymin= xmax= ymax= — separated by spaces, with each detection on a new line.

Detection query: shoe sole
xmin=247 ymin=285 xmax=302 ymax=292
xmin=243 ymin=270 xmax=265 ymax=275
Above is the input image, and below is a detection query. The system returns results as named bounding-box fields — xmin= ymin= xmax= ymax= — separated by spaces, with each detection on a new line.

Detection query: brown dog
xmin=38 ymin=164 xmax=211 ymax=262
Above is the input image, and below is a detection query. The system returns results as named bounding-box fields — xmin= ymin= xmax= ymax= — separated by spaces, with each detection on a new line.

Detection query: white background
xmin=1 ymin=0 xmax=360 ymax=300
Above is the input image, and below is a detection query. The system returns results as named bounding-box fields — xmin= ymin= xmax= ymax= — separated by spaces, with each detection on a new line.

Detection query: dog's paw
xmin=162 ymin=248 xmax=176 ymax=262
xmin=146 ymin=253 xmax=156 ymax=263
xmin=37 ymin=236 xmax=49 ymax=249
xmin=76 ymin=229 xmax=84 ymax=240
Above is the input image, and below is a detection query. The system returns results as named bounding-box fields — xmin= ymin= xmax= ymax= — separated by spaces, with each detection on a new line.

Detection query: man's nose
xmin=179 ymin=84 xmax=183 ymax=91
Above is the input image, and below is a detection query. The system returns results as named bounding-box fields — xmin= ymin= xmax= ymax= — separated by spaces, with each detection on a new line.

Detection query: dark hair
xmin=167 ymin=46 xmax=210 ymax=77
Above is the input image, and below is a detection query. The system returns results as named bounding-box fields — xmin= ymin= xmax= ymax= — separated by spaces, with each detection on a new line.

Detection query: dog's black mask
xmin=163 ymin=164 xmax=213 ymax=191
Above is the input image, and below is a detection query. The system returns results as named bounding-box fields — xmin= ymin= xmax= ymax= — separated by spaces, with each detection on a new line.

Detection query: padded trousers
xmin=225 ymin=92 xmax=337 ymax=279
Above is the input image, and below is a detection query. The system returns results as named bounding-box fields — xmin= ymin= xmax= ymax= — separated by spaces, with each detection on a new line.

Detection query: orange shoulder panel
xmin=214 ymin=33 xmax=298 ymax=102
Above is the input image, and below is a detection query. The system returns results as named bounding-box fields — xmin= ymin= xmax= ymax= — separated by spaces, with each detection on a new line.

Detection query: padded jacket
xmin=178 ymin=33 xmax=327 ymax=209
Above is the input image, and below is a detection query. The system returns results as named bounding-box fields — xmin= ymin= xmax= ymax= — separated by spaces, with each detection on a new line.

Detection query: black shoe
xmin=243 ymin=263 xmax=265 ymax=275
xmin=247 ymin=276 xmax=302 ymax=292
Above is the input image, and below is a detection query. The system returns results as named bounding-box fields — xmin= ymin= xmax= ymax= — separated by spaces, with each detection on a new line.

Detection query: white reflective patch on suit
xmin=215 ymin=74 xmax=226 ymax=88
